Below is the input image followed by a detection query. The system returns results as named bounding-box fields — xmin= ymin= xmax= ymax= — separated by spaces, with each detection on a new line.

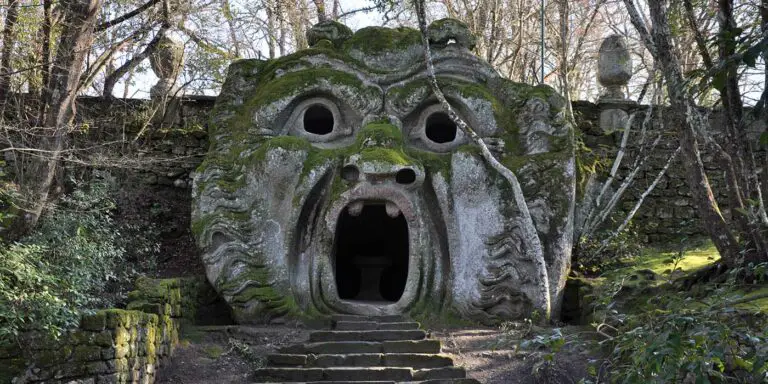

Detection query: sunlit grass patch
xmin=604 ymin=239 xmax=720 ymax=280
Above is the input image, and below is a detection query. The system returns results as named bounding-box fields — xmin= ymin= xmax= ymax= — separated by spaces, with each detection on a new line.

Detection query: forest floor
xmin=155 ymin=240 xmax=768 ymax=383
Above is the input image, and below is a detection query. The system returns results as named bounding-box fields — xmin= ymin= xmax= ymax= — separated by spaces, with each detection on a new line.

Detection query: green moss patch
xmin=603 ymin=241 xmax=720 ymax=282
xmin=343 ymin=26 xmax=421 ymax=55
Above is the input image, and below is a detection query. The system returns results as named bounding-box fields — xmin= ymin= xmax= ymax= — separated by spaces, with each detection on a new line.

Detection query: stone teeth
xmin=348 ymin=201 xmax=364 ymax=216
xmin=385 ymin=201 xmax=401 ymax=218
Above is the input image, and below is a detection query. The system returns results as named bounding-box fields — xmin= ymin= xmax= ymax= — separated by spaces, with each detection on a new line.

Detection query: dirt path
xmin=432 ymin=326 xmax=597 ymax=384
xmin=157 ymin=325 xmax=310 ymax=384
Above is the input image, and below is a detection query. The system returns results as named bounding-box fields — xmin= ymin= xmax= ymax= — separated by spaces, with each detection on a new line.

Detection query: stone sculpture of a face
xmin=192 ymin=20 xmax=575 ymax=324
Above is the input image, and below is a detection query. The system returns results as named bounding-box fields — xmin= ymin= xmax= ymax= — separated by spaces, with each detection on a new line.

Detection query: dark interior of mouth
xmin=334 ymin=203 xmax=408 ymax=303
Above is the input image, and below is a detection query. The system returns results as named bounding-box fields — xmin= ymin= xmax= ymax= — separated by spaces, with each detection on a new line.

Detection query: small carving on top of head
xmin=307 ymin=20 xmax=354 ymax=48
xmin=428 ymin=18 xmax=477 ymax=50
xmin=598 ymin=35 xmax=632 ymax=100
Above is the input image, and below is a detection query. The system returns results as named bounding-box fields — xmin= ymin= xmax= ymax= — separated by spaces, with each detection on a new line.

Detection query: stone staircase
xmin=253 ymin=315 xmax=479 ymax=384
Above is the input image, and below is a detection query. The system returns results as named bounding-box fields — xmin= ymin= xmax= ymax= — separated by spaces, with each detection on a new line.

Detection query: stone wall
xmin=575 ymin=100 xmax=766 ymax=242
xmin=3 ymin=96 xmax=763 ymax=244
xmin=69 ymin=96 xmax=214 ymax=190
xmin=0 ymin=277 xmax=217 ymax=384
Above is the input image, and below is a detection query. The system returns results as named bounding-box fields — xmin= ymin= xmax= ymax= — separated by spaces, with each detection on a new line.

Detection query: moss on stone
xmin=191 ymin=210 xmax=251 ymax=238
xmin=0 ymin=358 xmax=27 ymax=383
xmin=356 ymin=123 xmax=404 ymax=147
xmin=343 ymin=26 xmax=421 ymax=55
xmin=248 ymin=136 xmax=311 ymax=165
xmin=404 ymin=148 xmax=452 ymax=178
xmin=243 ymin=68 xmax=367 ymax=115
xmin=80 ymin=312 xmax=107 ymax=331
xmin=356 ymin=148 xmax=411 ymax=166
xmin=72 ymin=345 xmax=102 ymax=362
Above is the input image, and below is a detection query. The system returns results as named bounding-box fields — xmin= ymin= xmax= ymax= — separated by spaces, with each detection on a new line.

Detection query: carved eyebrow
xmin=385 ymin=81 xmax=431 ymax=118
xmin=385 ymin=78 xmax=476 ymax=118
xmin=247 ymin=68 xmax=384 ymax=134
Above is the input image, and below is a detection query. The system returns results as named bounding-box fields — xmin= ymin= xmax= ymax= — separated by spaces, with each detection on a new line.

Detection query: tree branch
xmin=413 ymin=0 xmax=552 ymax=321
xmin=95 ymin=0 xmax=161 ymax=32
xmin=102 ymin=27 xmax=168 ymax=97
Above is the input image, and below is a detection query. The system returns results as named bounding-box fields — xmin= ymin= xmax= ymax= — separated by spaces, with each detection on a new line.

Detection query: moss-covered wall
xmin=1 ymin=96 xmax=761 ymax=246
xmin=0 ymin=277 xmax=214 ymax=384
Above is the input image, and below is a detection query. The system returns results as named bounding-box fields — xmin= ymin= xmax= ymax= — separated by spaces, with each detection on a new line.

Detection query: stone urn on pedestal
xmin=597 ymin=35 xmax=634 ymax=134
xmin=149 ymin=33 xmax=184 ymax=126
xmin=150 ymin=33 xmax=184 ymax=99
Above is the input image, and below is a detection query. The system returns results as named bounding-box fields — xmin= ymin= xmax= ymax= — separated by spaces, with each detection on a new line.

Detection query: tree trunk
xmin=641 ymin=0 xmax=743 ymax=263
xmin=17 ymin=0 xmax=103 ymax=234
xmin=39 ymin=0 xmax=53 ymax=102
xmin=0 ymin=0 xmax=20 ymax=112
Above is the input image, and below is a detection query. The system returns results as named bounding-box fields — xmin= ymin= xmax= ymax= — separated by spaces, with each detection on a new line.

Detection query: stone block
xmin=87 ymin=361 xmax=109 ymax=375
xmin=101 ymin=348 xmax=116 ymax=360
xmin=97 ymin=373 xmax=120 ymax=384
xmin=93 ymin=331 xmax=114 ymax=347
xmin=73 ymin=345 xmax=102 ymax=362
xmin=34 ymin=346 xmax=72 ymax=367
xmin=81 ymin=312 xmax=107 ymax=331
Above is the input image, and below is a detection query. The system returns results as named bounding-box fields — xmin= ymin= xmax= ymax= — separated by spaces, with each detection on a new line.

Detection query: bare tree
xmin=13 ymin=0 xmax=104 ymax=235
xmin=622 ymin=0 xmax=767 ymax=267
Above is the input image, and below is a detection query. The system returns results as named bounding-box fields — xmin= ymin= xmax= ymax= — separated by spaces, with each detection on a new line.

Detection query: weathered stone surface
xmin=307 ymin=20 xmax=353 ymax=47
xmin=598 ymin=34 xmax=632 ymax=100
xmin=428 ymin=18 xmax=477 ymax=49
xmin=309 ymin=330 xmax=426 ymax=342
xmin=192 ymin=20 xmax=575 ymax=324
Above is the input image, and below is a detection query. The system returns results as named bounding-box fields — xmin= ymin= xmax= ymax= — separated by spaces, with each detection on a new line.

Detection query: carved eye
xmin=303 ymin=104 xmax=334 ymax=135
xmin=425 ymin=112 xmax=457 ymax=144
xmin=286 ymin=97 xmax=353 ymax=144
xmin=408 ymin=104 xmax=465 ymax=152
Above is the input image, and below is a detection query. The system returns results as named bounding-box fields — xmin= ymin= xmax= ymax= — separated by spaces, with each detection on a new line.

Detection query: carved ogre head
xmin=192 ymin=20 xmax=575 ymax=324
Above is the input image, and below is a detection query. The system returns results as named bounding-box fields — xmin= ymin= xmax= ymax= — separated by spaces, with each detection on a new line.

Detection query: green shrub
xmin=575 ymin=226 xmax=642 ymax=277
xmin=592 ymin=265 xmax=768 ymax=383
xmin=0 ymin=173 xmax=159 ymax=342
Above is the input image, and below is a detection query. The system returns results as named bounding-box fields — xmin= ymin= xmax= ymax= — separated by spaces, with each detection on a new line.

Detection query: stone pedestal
xmin=597 ymin=35 xmax=633 ymax=134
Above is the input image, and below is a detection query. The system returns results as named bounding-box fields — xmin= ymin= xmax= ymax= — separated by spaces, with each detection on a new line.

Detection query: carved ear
xmin=427 ymin=18 xmax=477 ymax=50
xmin=306 ymin=20 xmax=353 ymax=48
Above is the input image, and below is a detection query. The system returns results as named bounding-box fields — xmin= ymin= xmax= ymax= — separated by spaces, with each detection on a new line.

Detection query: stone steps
xmin=335 ymin=321 xmax=421 ymax=331
xmin=268 ymin=353 xmax=454 ymax=368
xmin=253 ymin=315 xmax=478 ymax=384
xmin=280 ymin=340 xmax=443 ymax=354
xmin=309 ymin=330 xmax=427 ymax=342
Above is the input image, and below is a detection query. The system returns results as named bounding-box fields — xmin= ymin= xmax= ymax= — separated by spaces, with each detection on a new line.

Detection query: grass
xmin=203 ymin=345 xmax=224 ymax=359
xmin=586 ymin=239 xmax=767 ymax=316
xmin=601 ymin=239 xmax=720 ymax=283
xmin=732 ymin=287 xmax=768 ymax=312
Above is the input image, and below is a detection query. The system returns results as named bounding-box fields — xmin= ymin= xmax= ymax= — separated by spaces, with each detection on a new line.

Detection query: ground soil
xmin=157 ymin=325 xmax=311 ymax=384
xmin=156 ymin=323 xmax=599 ymax=384
xmin=432 ymin=326 xmax=598 ymax=384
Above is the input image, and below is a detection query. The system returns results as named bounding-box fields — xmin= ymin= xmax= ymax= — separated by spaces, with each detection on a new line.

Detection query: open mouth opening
xmin=334 ymin=201 xmax=408 ymax=303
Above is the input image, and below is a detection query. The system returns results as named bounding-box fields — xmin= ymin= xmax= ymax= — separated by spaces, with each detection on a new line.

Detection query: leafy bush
xmin=575 ymin=226 xmax=642 ymax=277
xmin=592 ymin=265 xmax=768 ymax=383
xmin=0 ymin=173 xmax=159 ymax=342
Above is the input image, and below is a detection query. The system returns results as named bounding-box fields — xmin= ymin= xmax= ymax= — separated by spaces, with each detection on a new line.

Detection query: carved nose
xmin=341 ymin=157 xmax=423 ymax=187
xmin=395 ymin=168 xmax=416 ymax=185
xmin=341 ymin=164 xmax=360 ymax=181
